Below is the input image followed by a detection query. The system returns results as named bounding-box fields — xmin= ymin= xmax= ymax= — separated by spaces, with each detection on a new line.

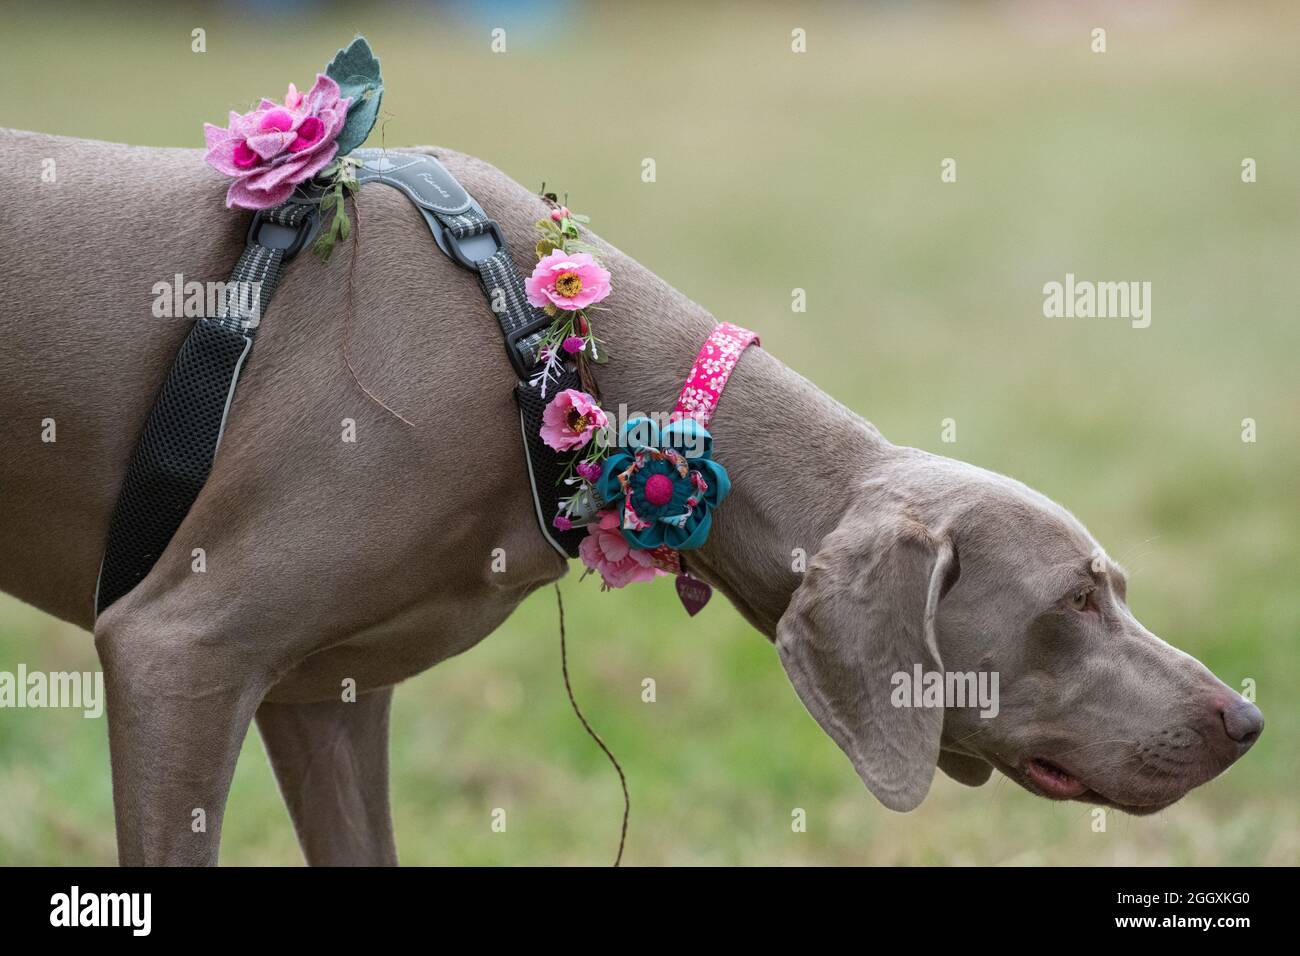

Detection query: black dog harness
xmin=96 ymin=150 xmax=585 ymax=616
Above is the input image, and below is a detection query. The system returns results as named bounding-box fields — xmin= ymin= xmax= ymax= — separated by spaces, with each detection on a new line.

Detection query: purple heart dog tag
xmin=675 ymin=574 xmax=713 ymax=616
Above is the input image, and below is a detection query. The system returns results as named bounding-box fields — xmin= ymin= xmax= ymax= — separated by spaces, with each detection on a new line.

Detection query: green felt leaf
xmin=325 ymin=36 xmax=384 ymax=156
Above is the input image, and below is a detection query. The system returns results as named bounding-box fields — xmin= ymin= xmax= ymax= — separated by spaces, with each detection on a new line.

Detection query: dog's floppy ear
xmin=776 ymin=507 xmax=956 ymax=811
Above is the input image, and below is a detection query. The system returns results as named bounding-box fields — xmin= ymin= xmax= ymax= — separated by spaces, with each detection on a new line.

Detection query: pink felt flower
xmin=579 ymin=511 xmax=664 ymax=588
xmin=540 ymin=389 xmax=607 ymax=452
xmin=203 ymin=73 xmax=351 ymax=210
xmin=525 ymin=251 xmax=611 ymax=311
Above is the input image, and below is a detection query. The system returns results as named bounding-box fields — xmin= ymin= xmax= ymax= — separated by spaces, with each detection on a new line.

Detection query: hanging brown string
xmin=555 ymin=583 xmax=629 ymax=866
xmin=341 ymin=191 xmax=418 ymax=428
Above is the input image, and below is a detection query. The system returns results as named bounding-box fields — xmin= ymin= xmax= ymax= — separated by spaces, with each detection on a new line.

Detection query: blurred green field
xmin=1 ymin=1 xmax=1297 ymax=865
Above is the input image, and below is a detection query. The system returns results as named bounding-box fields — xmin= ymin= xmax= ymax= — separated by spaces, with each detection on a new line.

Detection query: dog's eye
xmin=1069 ymin=589 xmax=1093 ymax=612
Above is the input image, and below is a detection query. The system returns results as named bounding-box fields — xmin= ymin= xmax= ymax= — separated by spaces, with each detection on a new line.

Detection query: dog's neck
xmin=590 ymin=250 xmax=890 ymax=637
xmin=699 ymin=352 xmax=891 ymax=636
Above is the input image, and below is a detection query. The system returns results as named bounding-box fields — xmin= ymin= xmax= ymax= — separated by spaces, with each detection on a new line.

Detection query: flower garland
xmin=525 ymin=198 xmax=612 ymax=398
xmin=526 ymin=198 xmax=619 ymax=547
xmin=527 ymin=209 xmax=733 ymax=591
xmin=202 ymin=37 xmax=384 ymax=259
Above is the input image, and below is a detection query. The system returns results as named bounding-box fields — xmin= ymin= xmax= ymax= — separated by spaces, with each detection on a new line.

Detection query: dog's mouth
xmin=1023 ymin=757 xmax=1089 ymax=799
xmin=1013 ymin=756 xmax=1183 ymax=815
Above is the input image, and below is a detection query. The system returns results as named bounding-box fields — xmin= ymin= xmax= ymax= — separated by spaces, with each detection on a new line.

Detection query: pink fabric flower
xmin=540 ymin=389 xmax=607 ymax=452
xmin=553 ymin=515 xmax=573 ymax=532
xmin=561 ymin=335 xmax=585 ymax=354
xmin=575 ymin=460 xmax=602 ymax=482
xmin=203 ymin=73 xmax=351 ymax=210
xmin=525 ymin=250 xmax=611 ymax=311
xmin=579 ymin=511 xmax=664 ymax=588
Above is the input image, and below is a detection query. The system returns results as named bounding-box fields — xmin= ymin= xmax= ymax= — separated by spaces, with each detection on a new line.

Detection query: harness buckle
xmin=246 ymin=203 xmax=319 ymax=261
xmin=440 ymin=219 xmax=506 ymax=271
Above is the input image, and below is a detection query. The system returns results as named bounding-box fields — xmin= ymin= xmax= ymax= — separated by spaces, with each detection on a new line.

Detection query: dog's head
xmin=776 ymin=451 xmax=1262 ymax=813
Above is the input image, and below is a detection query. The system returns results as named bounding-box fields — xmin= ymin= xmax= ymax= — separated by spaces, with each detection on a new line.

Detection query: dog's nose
xmin=1221 ymin=698 xmax=1264 ymax=747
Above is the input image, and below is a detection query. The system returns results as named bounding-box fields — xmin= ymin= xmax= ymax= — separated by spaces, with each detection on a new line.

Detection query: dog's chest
xmin=264 ymin=565 xmax=563 ymax=703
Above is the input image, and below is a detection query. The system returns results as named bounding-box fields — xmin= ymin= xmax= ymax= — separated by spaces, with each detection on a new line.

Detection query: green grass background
xmin=0 ymin=1 xmax=1296 ymax=865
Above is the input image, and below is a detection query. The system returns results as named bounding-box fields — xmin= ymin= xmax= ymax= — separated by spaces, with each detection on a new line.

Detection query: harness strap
xmin=441 ymin=207 xmax=549 ymax=373
xmin=440 ymin=206 xmax=588 ymax=555
xmin=215 ymin=201 xmax=318 ymax=332
xmin=351 ymin=149 xmax=586 ymax=556
xmin=351 ymin=149 xmax=550 ymax=379
xmin=95 ymin=200 xmax=318 ymax=616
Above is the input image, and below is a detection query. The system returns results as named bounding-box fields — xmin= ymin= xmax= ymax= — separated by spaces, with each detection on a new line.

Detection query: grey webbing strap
xmin=351 ymin=150 xmax=587 ymax=556
xmin=435 ymin=204 xmax=587 ymax=555
xmin=440 ymin=207 xmax=548 ymax=373
xmin=352 ymin=151 xmax=550 ymax=378
xmin=95 ymin=198 xmax=318 ymax=616
xmin=212 ymin=201 xmax=317 ymax=336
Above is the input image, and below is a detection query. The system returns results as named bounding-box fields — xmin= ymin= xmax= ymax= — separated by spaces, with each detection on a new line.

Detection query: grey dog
xmin=0 ymin=129 xmax=1263 ymax=865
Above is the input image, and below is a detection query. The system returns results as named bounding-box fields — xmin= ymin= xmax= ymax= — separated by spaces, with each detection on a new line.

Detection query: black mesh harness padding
xmin=96 ymin=153 xmax=586 ymax=617
xmin=95 ymin=200 xmax=318 ymax=616
xmin=514 ymin=366 xmax=586 ymax=553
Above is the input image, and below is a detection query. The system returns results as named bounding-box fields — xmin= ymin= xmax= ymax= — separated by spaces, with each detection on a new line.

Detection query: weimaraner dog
xmin=0 ymin=129 xmax=1263 ymax=865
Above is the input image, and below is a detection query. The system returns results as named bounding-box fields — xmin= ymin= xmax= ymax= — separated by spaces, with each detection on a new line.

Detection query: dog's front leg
xmin=255 ymin=688 xmax=398 ymax=866
xmin=94 ymin=610 xmax=270 ymax=866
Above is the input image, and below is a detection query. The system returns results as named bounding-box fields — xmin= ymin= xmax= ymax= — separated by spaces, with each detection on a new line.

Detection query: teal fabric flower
xmin=596 ymin=416 xmax=731 ymax=551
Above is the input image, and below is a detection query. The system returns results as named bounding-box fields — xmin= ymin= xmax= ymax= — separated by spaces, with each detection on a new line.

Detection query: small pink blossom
xmin=550 ymin=206 xmax=570 ymax=222
xmin=540 ymin=389 xmax=607 ymax=452
xmin=562 ymin=335 xmax=585 ymax=354
xmin=576 ymin=460 xmax=602 ymax=483
xmin=203 ymin=73 xmax=350 ymax=210
xmin=525 ymin=250 xmax=611 ymax=311
xmin=579 ymin=511 xmax=665 ymax=588
xmin=553 ymin=514 xmax=573 ymax=532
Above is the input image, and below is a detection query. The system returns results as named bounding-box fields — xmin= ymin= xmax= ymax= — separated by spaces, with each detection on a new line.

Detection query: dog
xmin=0 ymin=129 xmax=1263 ymax=864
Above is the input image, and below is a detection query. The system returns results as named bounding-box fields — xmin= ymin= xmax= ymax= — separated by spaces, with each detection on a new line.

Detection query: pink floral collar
xmin=632 ymin=321 xmax=759 ymax=577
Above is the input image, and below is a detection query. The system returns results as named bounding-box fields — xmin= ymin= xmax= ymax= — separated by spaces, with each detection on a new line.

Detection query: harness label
xmin=353 ymin=148 xmax=472 ymax=215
